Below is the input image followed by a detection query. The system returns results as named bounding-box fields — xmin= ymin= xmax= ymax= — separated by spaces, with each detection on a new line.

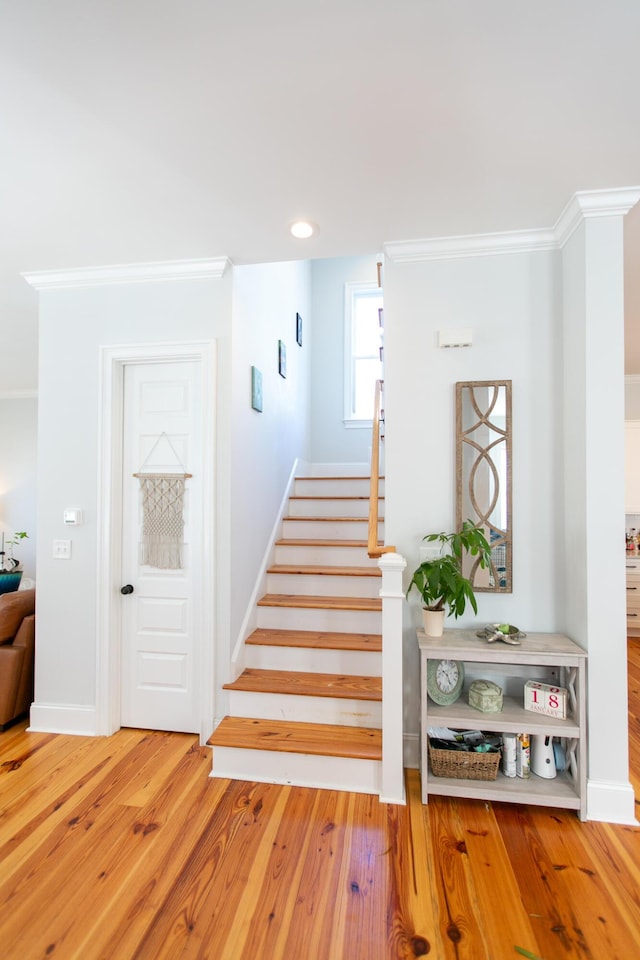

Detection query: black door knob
xmin=120 ymin=584 xmax=134 ymax=595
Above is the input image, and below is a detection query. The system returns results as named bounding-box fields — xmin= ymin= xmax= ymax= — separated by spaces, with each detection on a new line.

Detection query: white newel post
xmin=378 ymin=550 xmax=407 ymax=804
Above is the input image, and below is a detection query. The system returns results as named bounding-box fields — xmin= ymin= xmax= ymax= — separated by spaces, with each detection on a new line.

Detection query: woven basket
xmin=428 ymin=741 xmax=501 ymax=781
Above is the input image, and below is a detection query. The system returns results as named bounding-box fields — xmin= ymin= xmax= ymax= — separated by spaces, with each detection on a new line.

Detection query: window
xmin=344 ymin=281 xmax=383 ymax=424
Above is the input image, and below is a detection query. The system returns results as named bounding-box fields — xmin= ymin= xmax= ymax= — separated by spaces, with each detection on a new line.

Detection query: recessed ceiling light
xmin=290 ymin=220 xmax=319 ymax=239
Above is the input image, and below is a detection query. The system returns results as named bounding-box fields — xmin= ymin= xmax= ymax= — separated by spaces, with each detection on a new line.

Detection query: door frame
xmin=96 ymin=341 xmax=216 ymax=743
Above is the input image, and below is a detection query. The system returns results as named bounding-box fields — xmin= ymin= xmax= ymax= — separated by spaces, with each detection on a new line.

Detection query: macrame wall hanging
xmin=133 ymin=433 xmax=192 ymax=570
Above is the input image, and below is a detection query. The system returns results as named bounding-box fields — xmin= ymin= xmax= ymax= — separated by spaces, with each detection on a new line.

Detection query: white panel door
xmin=121 ymin=360 xmax=203 ymax=733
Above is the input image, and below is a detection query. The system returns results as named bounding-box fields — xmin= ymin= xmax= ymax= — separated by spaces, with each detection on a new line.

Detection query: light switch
xmin=53 ymin=539 xmax=72 ymax=559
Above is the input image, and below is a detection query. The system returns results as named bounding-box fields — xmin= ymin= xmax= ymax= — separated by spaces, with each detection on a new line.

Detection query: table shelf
xmin=418 ymin=628 xmax=588 ymax=819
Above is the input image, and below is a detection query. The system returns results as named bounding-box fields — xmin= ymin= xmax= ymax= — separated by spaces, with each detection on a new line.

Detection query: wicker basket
xmin=428 ymin=741 xmax=501 ymax=781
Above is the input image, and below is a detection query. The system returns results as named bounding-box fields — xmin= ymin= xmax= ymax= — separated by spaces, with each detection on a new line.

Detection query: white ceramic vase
xmin=422 ymin=608 xmax=445 ymax=637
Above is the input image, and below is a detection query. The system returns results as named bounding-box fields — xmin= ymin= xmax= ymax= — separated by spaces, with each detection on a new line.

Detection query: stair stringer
xmin=227 ymin=457 xmax=305 ymax=685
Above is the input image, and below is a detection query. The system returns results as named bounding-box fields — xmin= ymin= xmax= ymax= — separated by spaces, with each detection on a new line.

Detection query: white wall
xmin=229 ymin=261 xmax=312 ymax=656
xmin=0 ymin=397 xmax=38 ymax=579
xmin=34 ymin=275 xmax=232 ymax=716
xmin=310 ymin=254 xmax=379 ymax=465
xmin=384 ymin=248 xmax=563 ymax=759
xmin=562 ymin=216 xmax=633 ymax=821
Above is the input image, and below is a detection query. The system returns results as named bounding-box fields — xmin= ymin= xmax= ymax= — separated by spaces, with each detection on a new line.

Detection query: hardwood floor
xmin=1 ymin=643 xmax=638 ymax=960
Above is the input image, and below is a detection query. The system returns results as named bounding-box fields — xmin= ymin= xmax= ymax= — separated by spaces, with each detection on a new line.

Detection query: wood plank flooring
xmin=0 ymin=642 xmax=638 ymax=960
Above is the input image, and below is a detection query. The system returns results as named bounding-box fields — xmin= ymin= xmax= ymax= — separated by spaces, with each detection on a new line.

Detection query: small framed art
xmin=278 ymin=340 xmax=287 ymax=378
xmin=296 ymin=312 xmax=303 ymax=346
xmin=251 ymin=365 xmax=263 ymax=412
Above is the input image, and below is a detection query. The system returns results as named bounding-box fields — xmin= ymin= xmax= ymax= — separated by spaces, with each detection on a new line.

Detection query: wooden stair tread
xmin=295 ymin=475 xmax=384 ymax=481
xmin=257 ymin=593 xmax=382 ymax=611
xmin=284 ymin=516 xmax=373 ymax=522
xmin=223 ymin=668 xmax=382 ymax=700
xmin=267 ymin=564 xmax=381 ymax=577
xmin=275 ymin=538 xmax=379 ymax=547
xmin=246 ymin=628 xmax=382 ymax=652
xmin=289 ymin=495 xmax=384 ymax=501
xmin=208 ymin=716 xmax=382 ymax=760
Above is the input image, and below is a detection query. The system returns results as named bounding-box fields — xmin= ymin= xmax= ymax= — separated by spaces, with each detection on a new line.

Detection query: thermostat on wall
xmin=438 ymin=328 xmax=473 ymax=348
xmin=63 ymin=508 xmax=83 ymax=525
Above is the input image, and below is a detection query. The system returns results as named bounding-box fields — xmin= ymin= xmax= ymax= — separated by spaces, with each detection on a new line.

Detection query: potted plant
xmin=0 ymin=531 xmax=29 ymax=595
xmin=406 ymin=521 xmax=492 ymax=636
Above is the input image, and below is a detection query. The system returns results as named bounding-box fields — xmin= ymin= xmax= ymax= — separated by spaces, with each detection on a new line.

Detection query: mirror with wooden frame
xmin=456 ymin=380 xmax=512 ymax=593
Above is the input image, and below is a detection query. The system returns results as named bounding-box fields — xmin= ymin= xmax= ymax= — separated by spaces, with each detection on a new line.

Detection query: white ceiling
xmin=2 ymin=0 xmax=640 ymax=391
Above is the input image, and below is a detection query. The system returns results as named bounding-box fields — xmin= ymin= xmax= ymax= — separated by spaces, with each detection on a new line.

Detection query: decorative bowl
xmin=476 ymin=623 xmax=526 ymax=645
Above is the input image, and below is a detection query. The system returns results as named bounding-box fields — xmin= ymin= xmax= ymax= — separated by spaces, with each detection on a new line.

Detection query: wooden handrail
xmin=368 ymin=379 xmax=395 ymax=558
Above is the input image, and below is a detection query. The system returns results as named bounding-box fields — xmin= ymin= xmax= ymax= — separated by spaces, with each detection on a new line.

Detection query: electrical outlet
xmin=53 ymin=539 xmax=71 ymax=559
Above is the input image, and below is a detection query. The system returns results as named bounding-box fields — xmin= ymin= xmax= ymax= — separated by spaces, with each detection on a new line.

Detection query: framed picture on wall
xmin=251 ymin=365 xmax=263 ymax=412
xmin=278 ymin=340 xmax=287 ymax=378
xmin=296 ymin=312 xmax=303 ymax=346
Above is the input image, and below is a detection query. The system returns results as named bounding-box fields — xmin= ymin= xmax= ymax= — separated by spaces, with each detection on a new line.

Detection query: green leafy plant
xmin=0 ymin=531 xmax=29 ymax=572
xmin=406 ymin=521 xmax=492 ymax=619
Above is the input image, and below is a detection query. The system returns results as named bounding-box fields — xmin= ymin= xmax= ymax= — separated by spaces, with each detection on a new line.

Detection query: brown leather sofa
xmin=0 ymin=588 xmax=35 ymax=729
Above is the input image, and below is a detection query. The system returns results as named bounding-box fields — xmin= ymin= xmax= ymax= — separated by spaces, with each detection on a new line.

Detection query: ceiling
xmin=2 ymin=0 xmax=640 ymax=392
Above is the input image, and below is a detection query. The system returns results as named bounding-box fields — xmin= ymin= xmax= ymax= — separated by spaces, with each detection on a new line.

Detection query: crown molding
xmin=384 ymin=228 xmax=556 ymax=264
xmin=553 ymin=187 xmax=640 ymax=248
xmin=384 ymin=187 xmax=640 ymax=264
xmin=22 ymin=257 xmax=232 ymax=291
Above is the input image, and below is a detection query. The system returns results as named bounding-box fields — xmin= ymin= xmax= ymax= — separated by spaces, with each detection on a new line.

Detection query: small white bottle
xmin=501 ymin=733 xmax=517 ymax=777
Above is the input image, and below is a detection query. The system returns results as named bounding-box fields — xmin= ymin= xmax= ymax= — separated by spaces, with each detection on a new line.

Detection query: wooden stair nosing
xmin=275 ymin=538 xmax=381 ymax=547
xmin=257 ymin=593 xmax=382 ymax=611
xmin=295 ymin=475 xmax=384 ymax=481
xmin=288 ymin=495 xmax=384 ymax=501
xmin=223 ymin=668 xmax=382 ymax=701
xmin=266 ymin=564 xmax=382 ymax=578
xmin=208 ymin=716 xmax=382 ymax=761
xmin=246 ymin=627 xmax=382 ymax=652
xmin=283 ymin=516 xmax=375 ymax=523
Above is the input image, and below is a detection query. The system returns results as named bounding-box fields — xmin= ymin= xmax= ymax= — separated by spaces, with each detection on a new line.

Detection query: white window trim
xmin=343 ymin=280 xmax=382 ymax=424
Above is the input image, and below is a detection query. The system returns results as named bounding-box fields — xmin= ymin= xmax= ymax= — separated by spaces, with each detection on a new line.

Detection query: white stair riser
xmin=256 ymin=605 xmax=382 ymax=634
xmin=266 ymin=572 xmax=381 ymax=598
xmin=210 ymin=746 xmax=380 ymax=795
xmin=288 ymin=499 xmax=383 ymax=519
xmin=282 ymin=518 xmax=383 ymax=540
xmin=294 ymin=478 xmax=384 ymax=498
xmin=244 ymin=643 xmax=381 ymax=676
xmin=274 ymin=544 xmax=376 ymax=566
xmin=226 ymin=690 xmax=381 ymax=727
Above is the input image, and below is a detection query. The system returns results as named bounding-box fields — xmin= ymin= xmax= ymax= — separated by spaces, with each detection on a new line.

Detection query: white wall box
xmin=418 ymin=629 xmax=588 ymax=820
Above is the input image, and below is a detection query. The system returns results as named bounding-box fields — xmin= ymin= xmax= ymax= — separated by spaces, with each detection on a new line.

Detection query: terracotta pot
xmin=422 ymin=608 xmax=445 ymax=637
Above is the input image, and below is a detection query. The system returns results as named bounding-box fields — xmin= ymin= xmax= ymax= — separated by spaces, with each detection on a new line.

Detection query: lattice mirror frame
xmin=456 ymin=380 xmax=512 ymax=593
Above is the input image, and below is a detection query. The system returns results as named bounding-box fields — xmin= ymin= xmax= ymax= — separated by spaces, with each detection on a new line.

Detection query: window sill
xmin=343 ymin=419 xmax=373 ymax=430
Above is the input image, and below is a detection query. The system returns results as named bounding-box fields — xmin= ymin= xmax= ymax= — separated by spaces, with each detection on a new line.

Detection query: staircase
xmin=208 ymin=474 xmax=386 ymax=794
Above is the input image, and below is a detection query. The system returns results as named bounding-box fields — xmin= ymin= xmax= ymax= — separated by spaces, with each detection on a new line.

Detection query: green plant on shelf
xmin=0 ymin=531 xmax=29 ymax=572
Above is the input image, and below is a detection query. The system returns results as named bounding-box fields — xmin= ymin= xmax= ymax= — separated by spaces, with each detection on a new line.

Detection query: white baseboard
xmin=586 ymin=778 xmax=639 ymax=824
xmin=404 ymin=731 xmax=420 ymax=769
xmin=230 ymin=458 xmax=302 ymax=673
xmin=29 ymin=702 xmax=98 ymax=736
